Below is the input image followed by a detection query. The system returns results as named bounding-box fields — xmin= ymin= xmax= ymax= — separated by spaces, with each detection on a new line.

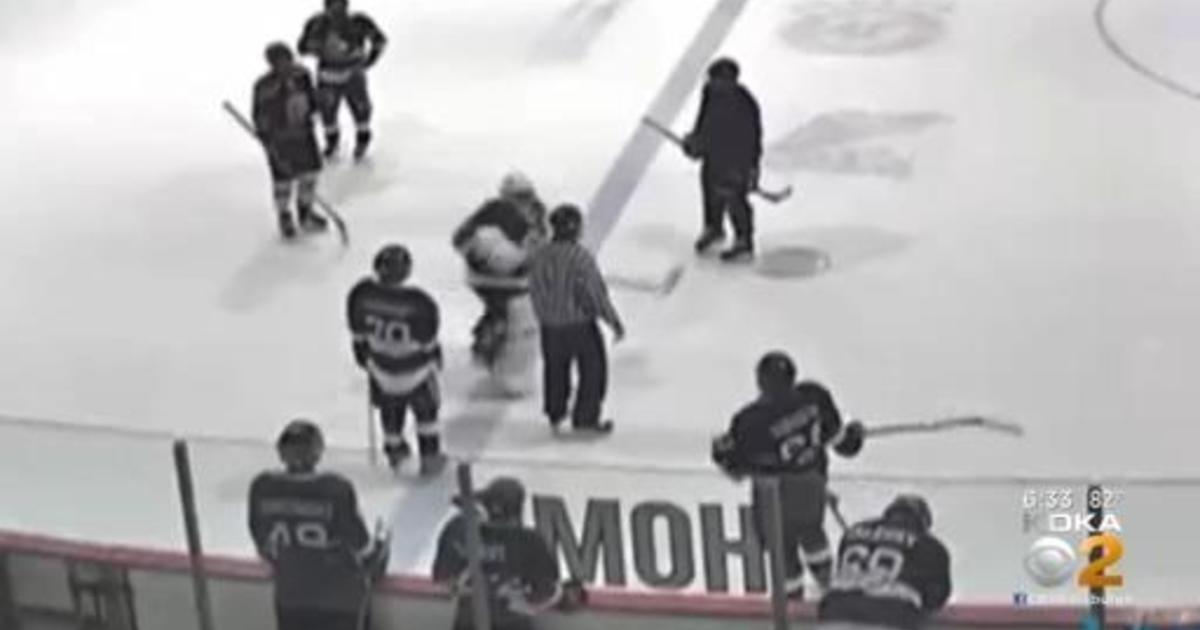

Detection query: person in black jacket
xmin=432 ymin=477 xmax=564 ymax=630
xmin=248 ymin=420 xmax=388 ymax=630
xmin=818 ymin=495 xmax=952 ymax=630
xmin=683 ymin=57 xmax=763 ymax=262
xmin=253 ymin=42 xmax=328 ymax=239
xmin=298 ymin=0 xmax=387 ymax=160
xmin=711 ymin=351 xmax=865 ymax=599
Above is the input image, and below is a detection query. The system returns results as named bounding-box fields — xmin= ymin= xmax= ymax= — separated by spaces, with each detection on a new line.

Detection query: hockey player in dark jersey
xmin=297 ymin=0 xmax=387 ymax=160
xmin=248 ymin=419 xmax=387 ymax=630
xmin=253 ymin=42 xmax=329 ymax=239
xmin=432 ymin=477 xmax=566 ymax=630
xmin=346 ymin=244 xmax=447 ymax=475
xmin=684 ymin=57 xmax=763 ymax=262
xmin=452 ymin=172 xmax=547 ymax=396
xmin=818 ymin=495 xmax=952 ymax=630
xmin=711 ymin=351 xmax=866 ymax=599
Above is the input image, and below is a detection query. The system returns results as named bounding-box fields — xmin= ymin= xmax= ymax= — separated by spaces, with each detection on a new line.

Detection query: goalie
xmin=711 ymin=351 xmax=865 ymax=600
xmin=451 ymin=172 xmax=547 ymax=396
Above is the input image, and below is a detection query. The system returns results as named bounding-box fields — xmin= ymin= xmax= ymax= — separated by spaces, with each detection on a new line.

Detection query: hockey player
xmin=432 ymin=476 xmax=568 ymax=630
xmin=346 ymin=244 xmax=447 ymax=475
xmin=451 ymin=173 xmax=547 ymax=394
xmin=711 ymin=351 xmax=866 ymax=599
xmin=248 ymin=419 xmax=387 ymax=630
xmin=298 ymin=0 xmax=388 ymax=160
xmin=253 ymin=42 xmax=329 ymax=239
xmin=683 ymin=57 xmax=762 ymax=262
xmin=818 ymin=495 xmax=952 ymax=630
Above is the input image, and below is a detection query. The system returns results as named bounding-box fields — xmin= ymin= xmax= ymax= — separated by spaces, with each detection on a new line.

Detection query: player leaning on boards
xmin=248 ymin=420 xmax=389 ymax=630
xmin=528 ymin=205 xmax=626 ymax=434
xmin=817 ymin=495 xmax=952 ymax=630
xmin=252 ymin=43 xmax=329 ymax=239
xmin=684 ymin=57 xmax=763 ymax=262
xmin=452 ymin=172 xmax=548 ymax=396
xmin=297 ymin=0 xmax=387 ymax=161
xmin=711 ymin=351 xmax=866 ymax=599
xmin=432 ymin=476 xmax=585 ymax=630
xmin=346 ymin=244 xmax=448 ymax=475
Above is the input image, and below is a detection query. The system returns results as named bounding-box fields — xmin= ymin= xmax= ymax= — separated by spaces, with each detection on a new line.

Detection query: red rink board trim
xmin=1 ymin=529 xmax=1194 ymax=627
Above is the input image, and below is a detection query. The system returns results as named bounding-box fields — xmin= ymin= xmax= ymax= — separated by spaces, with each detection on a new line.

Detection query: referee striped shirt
xmin=529 ymin=240 xmax=621 ymax=328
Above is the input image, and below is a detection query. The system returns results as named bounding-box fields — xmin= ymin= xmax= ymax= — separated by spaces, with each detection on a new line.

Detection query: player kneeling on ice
xmin=711 ymin=351 xmax=866 ymax=600
xmin=817 ymin=495 xmax=951 ymax=630
xmin=253 ymin=42 xmax=329 ymax=239
xmin=248 ymin=420 xmax=389 ymax=630
xmin=346 ymin=244 xmax=447 ymax=475
xmin=433 ymin=476 xmax=586 ymax=630
xmin=452 ymin=172 xmax=547 ymax=396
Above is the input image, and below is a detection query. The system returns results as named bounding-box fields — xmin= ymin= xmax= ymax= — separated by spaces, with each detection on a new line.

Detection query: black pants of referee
xmin=540 ymin=321 xmax=607 ymax=427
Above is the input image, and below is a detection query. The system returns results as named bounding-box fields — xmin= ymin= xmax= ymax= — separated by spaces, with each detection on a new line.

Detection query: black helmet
xmin=549 ymin=204 xmax=584 ymax=241
xmin=756 ymin=351 xmax=797 ymax=396
xmin=264 ymin=41 xmax=293 ymax=66
xmin=373 ymin=244 xmax=412 ymax=285
xmin=707 ymin=57 xmax=739 ymax=81
xmin=884 ymin=494 xmax=933 ymax=532
xmin=276 ymin=419 xmax=324 ymax=472
xmin=475 ymin=476 xmax=526 ymax=521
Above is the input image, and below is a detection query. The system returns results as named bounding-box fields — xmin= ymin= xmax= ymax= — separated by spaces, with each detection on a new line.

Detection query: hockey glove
xmin=682 ymin=132 xmax=705 ymax=160
xmin=353 ymin=340 xmax=370 ymax=368
xmin=833 ymin=420 xmax=865 ymax=458
xmin=711 ymin=433 xmax=746 ymax=480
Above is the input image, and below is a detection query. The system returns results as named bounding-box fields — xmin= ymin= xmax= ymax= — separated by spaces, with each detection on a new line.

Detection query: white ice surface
xmin=1 ymin=0 xmax=1199 ymax=606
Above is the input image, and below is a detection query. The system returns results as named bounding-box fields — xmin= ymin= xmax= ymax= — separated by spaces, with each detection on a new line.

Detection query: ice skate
xmin=694 ymin=228 xmax=725 ymax=254
xmin=384 ymin=441 xmax=412 ymax=472
xmin=719 ymin=239 xmax=754 ymax=262
xmin=573 ymin=420 xmax=614 ymax=435
xmin=278 ymin=213 xmax=298 ymax=240
xmin=353 ymin=132 xmax=372 ymax=162
xmin=298 ymin=205 xmax=329 ymax=232
xmin=322 ymin=134 xmax=340 ymax=160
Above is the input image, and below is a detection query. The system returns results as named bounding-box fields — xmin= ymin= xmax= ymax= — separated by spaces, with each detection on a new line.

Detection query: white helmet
xmin=499 ymin=171 xmax=536 ymax=200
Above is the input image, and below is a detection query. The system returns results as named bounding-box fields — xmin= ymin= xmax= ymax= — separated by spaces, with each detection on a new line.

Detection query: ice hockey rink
xmin=2 ymin=0 xmax=1200 ymax=612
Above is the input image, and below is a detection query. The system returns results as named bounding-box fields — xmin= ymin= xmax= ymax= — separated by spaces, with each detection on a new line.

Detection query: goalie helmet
xmin=884 ymin=494 xmax=933 ymax=532
xmin=373 ymin=244 xmax=412 ymax=285
xmin=499 ymin=171 xmax=536 ymax=201
xmin=276 ymin=419 xmax=324 ymax=472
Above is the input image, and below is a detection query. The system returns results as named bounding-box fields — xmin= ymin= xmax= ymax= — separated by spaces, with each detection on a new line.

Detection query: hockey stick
xmin=606 ymin=264 xmax=685 ymax=296
xmin=366 ymin=394 xmax=379 ymax=467
xmin=640 ymin=116 xmax=794 ymax=204
xmin=355 ymin=516 xmax=392 ymax=630
xmin=865 ymin=416 xmax=1024 ymax=439
xmin=221 ymin=100 xmax=349 ymax=246
xmin=826 ymin=491 xmax=849 ymax=533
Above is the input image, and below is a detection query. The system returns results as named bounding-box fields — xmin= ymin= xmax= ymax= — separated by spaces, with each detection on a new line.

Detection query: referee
xmin=529 ymin=204 xmax=625 ymax=433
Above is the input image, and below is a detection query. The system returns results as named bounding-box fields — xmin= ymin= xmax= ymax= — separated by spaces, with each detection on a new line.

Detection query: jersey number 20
xmin=366 ymin=314 xmax=412 ymax=344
